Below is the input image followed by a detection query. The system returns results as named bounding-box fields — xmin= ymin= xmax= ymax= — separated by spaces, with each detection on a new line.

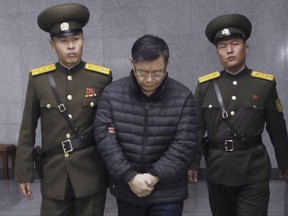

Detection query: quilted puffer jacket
xmin=94 ymin=71 xmax=197 ymax=205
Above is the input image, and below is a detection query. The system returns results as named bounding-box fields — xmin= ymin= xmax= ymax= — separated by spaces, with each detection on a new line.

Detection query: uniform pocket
xmin=40 ymin=100 xmax=58 ymax=110
xmin=202 ymin=100 xmax=220 ymax=110
xmin=202 ymin=100 xmax=221 ymax=132
xmin=248 ymin=144 xmax=271 ymax=178
xmin=244 ymin=102 xmax=264 ymax=123
xmin=245 ymin=102 xmax=264 ymax=111
xmin=81 ymin=98 xmax=99 ymax=108
xmin=250 ymin=144 xmax=266 ymax=157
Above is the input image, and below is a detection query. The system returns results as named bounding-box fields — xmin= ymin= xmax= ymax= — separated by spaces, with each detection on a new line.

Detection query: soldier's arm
xmin=265 ymin=82 xmax=288 ymax=172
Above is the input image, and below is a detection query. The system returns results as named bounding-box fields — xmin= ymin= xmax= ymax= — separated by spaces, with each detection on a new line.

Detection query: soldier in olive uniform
xmin=189 ymin=14 xmax=288 ymax=216
xmin=15 ymin=4 xmax=112 ymax=216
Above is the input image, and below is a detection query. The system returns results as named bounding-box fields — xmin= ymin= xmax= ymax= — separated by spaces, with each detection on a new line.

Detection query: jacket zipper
xmin=140 ymin=102 xmax=149 ymax=172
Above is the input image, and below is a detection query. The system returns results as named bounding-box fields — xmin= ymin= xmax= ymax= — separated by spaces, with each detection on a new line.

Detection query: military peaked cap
xmin=37 ymin=3 xmax=90 ymax=37
xmin=205 ymin=14 xmax=252 ymax=45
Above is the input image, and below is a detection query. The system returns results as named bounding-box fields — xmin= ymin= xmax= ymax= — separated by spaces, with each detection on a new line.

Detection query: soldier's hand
xmin=19 ymin=182 xmax=33 ymax=200
xmin=279 ymin=169 xmax=288 ymax=180
xmin=108 ymin=124 xmax=116 ymax=138
xmin=128 ymin=174 xmax=153 ymax=197
xmin=188 ymin=170 xmax=198 ymax=183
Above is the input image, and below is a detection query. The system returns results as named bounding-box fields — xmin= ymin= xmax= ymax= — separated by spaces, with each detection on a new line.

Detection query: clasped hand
xmin=128 ymin=173 xmax=159 ymax=197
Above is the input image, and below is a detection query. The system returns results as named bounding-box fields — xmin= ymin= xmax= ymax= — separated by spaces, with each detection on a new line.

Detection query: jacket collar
xmin=129 ymin=69 xmax=169 ymax=101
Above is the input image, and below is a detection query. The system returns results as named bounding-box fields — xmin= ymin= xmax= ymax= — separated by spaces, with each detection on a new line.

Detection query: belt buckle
xmin=224 ymin=140 xmax=234 ymax=152
xmin=61 ymin=139 xmax=73 ymax=157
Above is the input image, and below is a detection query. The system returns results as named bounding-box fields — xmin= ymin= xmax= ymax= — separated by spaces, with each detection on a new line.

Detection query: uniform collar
xmin=224 ymin=65 xmax=247 ymax=75
xmin=56 ymin=60 xmax=85 ymax=74
xmin=222 ymin=66 xmax=252 ymax=80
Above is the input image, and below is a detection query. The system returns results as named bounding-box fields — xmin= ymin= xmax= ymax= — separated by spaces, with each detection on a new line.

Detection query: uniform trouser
xmin=117 ymin=199 xmax=184 ymax=216
xmin=41 ymin=177 xmax=107 ymax=216
xmin=207 ymin=180 xmax=270 ymax=216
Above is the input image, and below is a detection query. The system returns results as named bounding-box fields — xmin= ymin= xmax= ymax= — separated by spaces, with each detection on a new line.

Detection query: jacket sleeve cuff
xmin=124 ymin=171 xmax=138 ymax=184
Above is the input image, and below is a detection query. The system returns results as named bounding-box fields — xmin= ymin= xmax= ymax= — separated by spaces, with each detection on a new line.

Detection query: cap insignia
xmin=198 ymin=71 xmax=221 ymax=83
xmin=222 ymin=28 xmax=230 ymax=36
xmin=251 ymin=71 xmax=274 ymax=81
xmin=60 ymin=22 xmax=69 ymax=31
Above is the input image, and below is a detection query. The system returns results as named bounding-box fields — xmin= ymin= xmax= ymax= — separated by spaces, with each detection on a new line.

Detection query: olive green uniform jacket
xmin=194 ymin=67 xmax=288 ymax=186
xmin=15 ymin=61 xmax=112 ymax=200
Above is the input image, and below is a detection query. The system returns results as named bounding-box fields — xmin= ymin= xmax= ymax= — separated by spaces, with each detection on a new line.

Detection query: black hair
xmin=215 ymin=35 xmax=246 ymax=46
xmin=131 ymin=34 xmax=169 ymax=64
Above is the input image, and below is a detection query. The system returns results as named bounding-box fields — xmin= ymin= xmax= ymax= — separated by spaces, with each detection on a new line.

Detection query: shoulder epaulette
xmin=85 ymin=63 xmax=111 ymax=75
xmin=31 ymin=64 xmax=56 ymax=76
xmin=251 ymin=71 xmax=274 ymax=81
xmin=198 ymin=71 xmax=221 ymax=83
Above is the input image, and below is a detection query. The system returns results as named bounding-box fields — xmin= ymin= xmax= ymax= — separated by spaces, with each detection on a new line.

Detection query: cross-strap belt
xmin=209 ymin=137 xmax=262 ymax=152
xmin=45 ymin=73 xmax=91 ymax=157
xmin=209 ymin=79 xmax=263 ymax=152
xmin=212 ymin=79 xmax=245 ymax=140
xmin=43 ymin=136 xmax=93 ymax=158
xmin=47 ymin=73 xmax=84 ymax=138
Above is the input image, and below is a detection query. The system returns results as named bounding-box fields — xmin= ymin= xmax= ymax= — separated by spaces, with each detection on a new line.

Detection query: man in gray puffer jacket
xmin=94 ymin=34 xmax=197 ymax=216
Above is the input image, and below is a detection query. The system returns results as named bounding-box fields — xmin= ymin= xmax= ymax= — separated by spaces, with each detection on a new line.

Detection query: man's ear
xmin=245 ymin=43 xmax=249 ymax=54
xmin=50 ymin=40 xmax=55 ymax=50
xmin=129 ymin=57 xmax=134 ymax=67
xmin=166 ymin=59 xmax=171 ymax=70
xmin=216 ymin=48 xmax=220 ymax=56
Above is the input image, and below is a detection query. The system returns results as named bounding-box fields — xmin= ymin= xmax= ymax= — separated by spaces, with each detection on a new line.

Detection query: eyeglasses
xmin=134 ymin=66 xmax=166 ymax=79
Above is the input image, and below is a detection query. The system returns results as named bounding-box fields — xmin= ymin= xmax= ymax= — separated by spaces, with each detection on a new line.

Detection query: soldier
xmin=15 ymin=3 xmax=112 ymax=216
xmin=189 ymin=14 xmax=288 ymax=216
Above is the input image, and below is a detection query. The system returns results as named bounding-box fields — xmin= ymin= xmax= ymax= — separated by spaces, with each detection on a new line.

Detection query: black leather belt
xmin=209 ymin=137 xmax=262 ymax=152
xmin=43 ymin=137 xmax=93 ymax=158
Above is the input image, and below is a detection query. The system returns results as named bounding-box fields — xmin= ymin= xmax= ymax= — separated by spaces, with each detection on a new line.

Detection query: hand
xmin=108 ymin=124 xmax=116 ymax=138
xmin=19 ymin=183 xmax=33 ymax=200
xmin=188 ymin=170 xmax=198 ymax=183
xmin=142 ymin=173 xmax=159 ymax=188
xmin=279 ymin=169 xmax=288 ymax=180
xmin=128 ymin=174 xmax=153 ymax=197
